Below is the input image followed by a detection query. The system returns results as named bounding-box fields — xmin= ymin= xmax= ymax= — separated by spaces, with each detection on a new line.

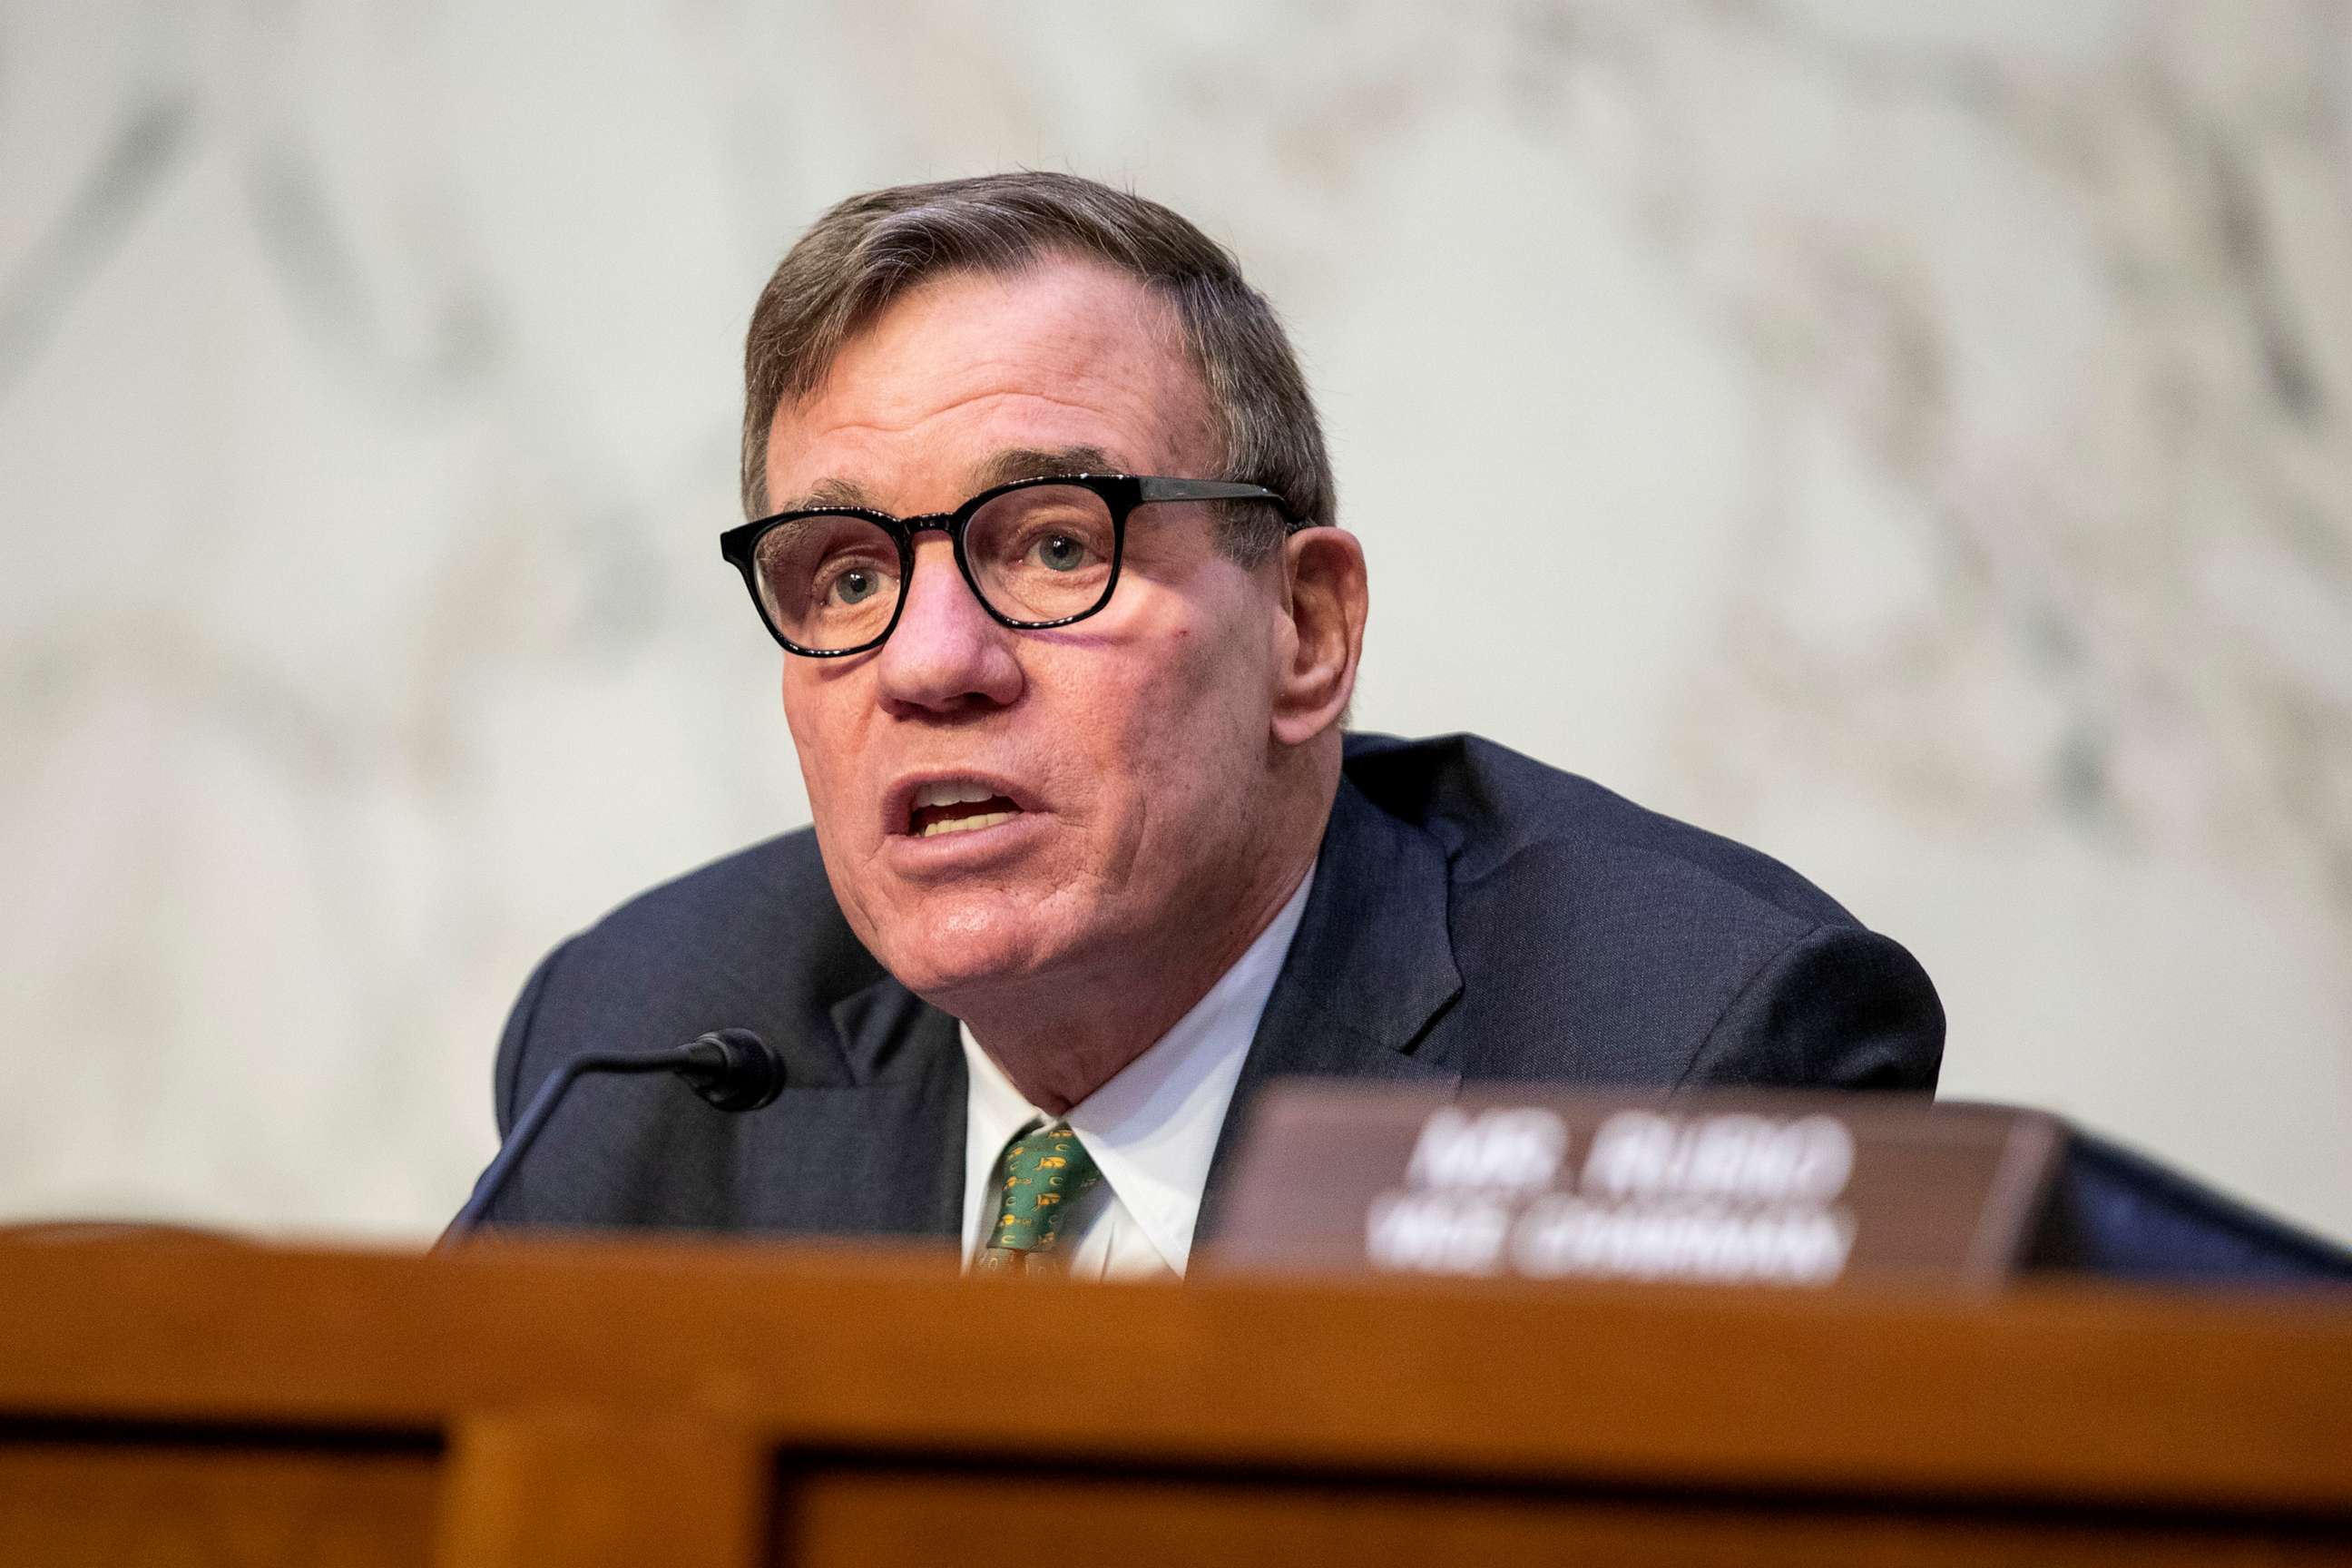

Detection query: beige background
xmin=3 ymin=0 xmax=2347 ymax=1242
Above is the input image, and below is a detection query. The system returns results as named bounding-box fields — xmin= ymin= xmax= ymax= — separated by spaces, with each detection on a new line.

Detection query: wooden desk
xmin=1 ymin=1235 xmax=2346 ymax=1565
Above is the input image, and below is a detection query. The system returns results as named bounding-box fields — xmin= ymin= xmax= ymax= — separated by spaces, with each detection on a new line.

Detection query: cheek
xmin=1078 ymin=613 xmax=1274 ymax=809
xmin=780 ymin=675 xmax=863 ymax=828
xmin=1162 ymin=600 xmax=1275 ymax=737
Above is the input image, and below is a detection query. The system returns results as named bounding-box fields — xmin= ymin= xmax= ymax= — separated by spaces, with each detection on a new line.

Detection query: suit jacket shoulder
xmin=1346 ymin=730 xmax=1857 ymax=925
xmin=1329 ymin=732 xmax=1945 ymax=1092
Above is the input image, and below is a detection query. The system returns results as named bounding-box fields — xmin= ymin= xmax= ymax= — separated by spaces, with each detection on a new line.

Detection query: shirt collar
xmin=958 ymin=866 xmax=1316 ymax=1275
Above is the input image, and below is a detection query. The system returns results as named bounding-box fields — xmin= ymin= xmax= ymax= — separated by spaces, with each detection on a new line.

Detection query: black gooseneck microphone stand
xmin=438 ymin=1028 xmax=785 ymax=1245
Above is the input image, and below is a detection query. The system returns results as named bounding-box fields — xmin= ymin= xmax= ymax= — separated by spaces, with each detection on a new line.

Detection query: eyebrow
xmin=973 ymin=445 xmax=1120 ymax=490
xmin=789 ymin=475 xmax=878 ymax=510
xmin=779 ymin=446 xmax=1124 ymax=515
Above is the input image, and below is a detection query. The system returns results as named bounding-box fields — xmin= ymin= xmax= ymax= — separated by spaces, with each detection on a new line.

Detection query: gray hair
xmin=740 ymin=172 xmax=1335 ymax=561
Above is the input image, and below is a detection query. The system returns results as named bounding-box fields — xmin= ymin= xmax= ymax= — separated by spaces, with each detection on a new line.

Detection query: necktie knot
xmin=979 ymin=1123 xmax=1102 ymax=1273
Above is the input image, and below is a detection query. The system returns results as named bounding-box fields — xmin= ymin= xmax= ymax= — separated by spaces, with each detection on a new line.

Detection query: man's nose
xmin=873 ymin=536 xmax=1024 ymax=713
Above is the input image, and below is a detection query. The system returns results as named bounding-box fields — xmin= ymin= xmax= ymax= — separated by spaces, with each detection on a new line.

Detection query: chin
xmin=869 ymin=903 xmax=1063 ymax=1004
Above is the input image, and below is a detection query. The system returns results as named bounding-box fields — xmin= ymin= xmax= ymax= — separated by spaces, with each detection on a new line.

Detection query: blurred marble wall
xmin=3 ymin=0 xmax=2347 ymax=1241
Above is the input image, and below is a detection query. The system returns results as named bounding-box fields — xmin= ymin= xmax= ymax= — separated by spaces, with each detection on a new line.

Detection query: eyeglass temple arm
xmin=1135 ymin=476 xmax=1301 ymax=520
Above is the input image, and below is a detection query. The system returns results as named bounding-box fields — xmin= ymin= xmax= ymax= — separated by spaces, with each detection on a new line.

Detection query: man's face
xmin=766 ymin=258 xmax=1294 ymax=1011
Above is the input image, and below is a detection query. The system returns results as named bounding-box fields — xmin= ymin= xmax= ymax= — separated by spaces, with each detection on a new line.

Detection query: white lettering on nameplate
xmin=1404 ymin=1107 xmax=1568 ymax=1191
xmin=1366 ymin=1107 xmax=1859 ymax=1286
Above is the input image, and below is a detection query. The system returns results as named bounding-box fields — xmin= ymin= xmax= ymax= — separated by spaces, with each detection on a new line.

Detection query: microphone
xmin=439 ymin=1028 xmax=786 ymax=1243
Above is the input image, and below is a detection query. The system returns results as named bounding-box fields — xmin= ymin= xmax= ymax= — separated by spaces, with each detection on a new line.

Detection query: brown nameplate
xmin=1210 ymin=1086 xmax=2063 ymax=1289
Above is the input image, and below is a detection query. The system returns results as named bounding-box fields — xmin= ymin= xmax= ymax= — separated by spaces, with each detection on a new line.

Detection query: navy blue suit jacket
xmin=480 ymin=733 xmax=1944 ymax=1243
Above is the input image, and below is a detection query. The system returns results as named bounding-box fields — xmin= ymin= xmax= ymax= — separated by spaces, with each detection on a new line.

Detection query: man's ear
xmin=1270 ymin=527 xmax=1368 ymax=748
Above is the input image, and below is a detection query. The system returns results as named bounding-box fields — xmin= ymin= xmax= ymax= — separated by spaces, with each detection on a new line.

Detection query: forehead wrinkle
xmin=765 ymin=263 xmax=1219 ymax=512
xmin=769 ymin=384 xmax=1168 ymax=510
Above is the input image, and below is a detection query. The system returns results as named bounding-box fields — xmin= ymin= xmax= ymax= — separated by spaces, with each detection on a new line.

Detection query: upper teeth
xmin=914 ymin=779 xmax=1000 ymax=809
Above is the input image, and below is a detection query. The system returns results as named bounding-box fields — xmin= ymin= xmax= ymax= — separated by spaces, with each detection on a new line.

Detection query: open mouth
xmin=906 ymin=779 xmax=1024 ymax=838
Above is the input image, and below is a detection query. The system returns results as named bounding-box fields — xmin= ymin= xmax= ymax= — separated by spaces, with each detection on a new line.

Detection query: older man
xmin=476 ymin=172 xmax=1942 ymax=1275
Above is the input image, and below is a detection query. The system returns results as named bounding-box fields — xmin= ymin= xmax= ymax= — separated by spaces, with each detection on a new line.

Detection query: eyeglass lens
xmin=750 ymin=484 xmax=1119 ymax=651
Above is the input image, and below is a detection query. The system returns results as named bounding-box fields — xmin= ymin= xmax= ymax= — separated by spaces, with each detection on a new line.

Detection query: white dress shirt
xmin=958 ymin=869 xmax=1316 ymax=1280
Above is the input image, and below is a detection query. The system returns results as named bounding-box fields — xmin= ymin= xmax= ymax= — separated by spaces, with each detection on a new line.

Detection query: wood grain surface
xmin=0 ymin=1235 xmax=2344 ymax=1565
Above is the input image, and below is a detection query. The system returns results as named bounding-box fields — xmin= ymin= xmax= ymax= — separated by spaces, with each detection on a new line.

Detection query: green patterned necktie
xmin=976 ymin=1122 xmax=1103 ymax=1276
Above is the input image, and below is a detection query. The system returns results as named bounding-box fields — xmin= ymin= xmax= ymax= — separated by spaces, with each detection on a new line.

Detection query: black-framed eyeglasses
xmin=718 ymin=473 xmax=1299 ymax=656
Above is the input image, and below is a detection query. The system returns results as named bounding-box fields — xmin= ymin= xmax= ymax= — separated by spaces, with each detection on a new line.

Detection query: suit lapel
xmin=1197 ymin=778 xmax=1464 ymax=1238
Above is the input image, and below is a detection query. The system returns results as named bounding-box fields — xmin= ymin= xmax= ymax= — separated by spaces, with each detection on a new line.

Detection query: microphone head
xmin=681 ymin=1029 xmax=787 ymax=1112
